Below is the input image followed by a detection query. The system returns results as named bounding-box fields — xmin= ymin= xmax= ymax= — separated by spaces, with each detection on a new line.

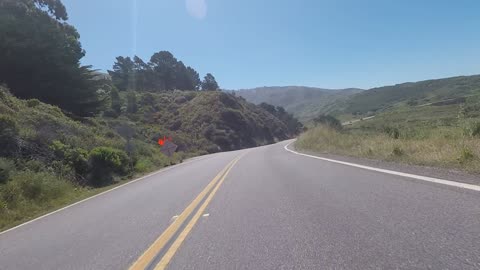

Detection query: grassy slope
xmin=235 ymin=86 xmax=363 ymax=122
xmin=296 ymin=76 xmax=480 ymax=175
xmin=342 ymin=75 xmax=480 ymax=116
xmin=128 ymin=90 xmax=291 ymax=152
xmin=0 ymin=88 xmax=292 ymax=230
xmin=296 ymin=124 xmax=480 ymax=174
xmin=0 ymin=87 xmax=182 ymax=230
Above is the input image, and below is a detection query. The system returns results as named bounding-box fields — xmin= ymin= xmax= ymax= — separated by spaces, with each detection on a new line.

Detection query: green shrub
xmin=1 ymin=183 xmax=20 ymax=207
xmin=26 ymin=99 xmax=41 ymax=107
xmin=126 ymin=91 xmax=138 ymax=113
xmin=24 ymin=159 xmax=44 ymax=172
xmin=313 ymin=115 xmax=343 ymax=131
xmin=472 ymin=123 xmax=480 ymax=137
xmin=50 ymin=141 xmax=89 ymax=177
xmin=50 ymin=160 xmax=76 ymax=181
xmin=383 ymin=126 xmax=400 ymax=139
xmin=463 ymin=122 xmax=480 ymax=138
xmin=221 ymin=109 xmax=246 ymax=131
xmin=0 ymin=158 xmax=14 ymax=184
xmin=458 ymin=148 xmax=475 ymax=164
xmin=0 ymin=115 xmax=18 ymax=155
xmin=68 ymin=149 xmax=89 ymax=176
xmin=406 ymin=99 xmax=418 ymax=106
xmin=6 ymin=171 xmax=71 ymax=202
xmin=0 ymin=169 xmax=75 ymax=229
xmin=134 ymin=158 xmax=153 ymax=173
xmin=0 ymin=200 xmax=7 ymax=215
xmin=18 ymin=174 xmax=43 ymax=200
xmin=392 ymin=146 xmax=404 ymax=157
xmin=88 ymin=147 xmax=130 ymax=186
xmin=103 ymin=109 xmax=119 ymax=118
xmin=105 ymin=131 xmax=116 ymax=138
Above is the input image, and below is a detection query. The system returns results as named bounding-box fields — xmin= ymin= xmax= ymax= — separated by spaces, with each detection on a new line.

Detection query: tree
xmin=259 ymin=103 xmax=303 ymax=135
xmin=133 ymin=56 xmax=151 ymax=91
xmin=32 ymin=0 xmax=68 ymax=20
xmin=186 ymin=67 xmax=201 ymax=90
xmin=110 ymin=88 xmax=122 ymax=114
xmin=149 ymin=51 xmax=178 ymax=90
xmin=202 ymin=73 xmax=219 ymax=91
xmin=126 ymin=91 xmax=137 ymax=113
xmin=108 ymin=51 xmax=205 ymax=92
xmin=259 ymin=102 xmax=276 ymax=114
xmin=173 ymin=61 xmax=190 ymax=90
xmin=0 ymin=0 xmax=103 ymax=116
xmin=108 ymin=57 xmax=135 ymax=91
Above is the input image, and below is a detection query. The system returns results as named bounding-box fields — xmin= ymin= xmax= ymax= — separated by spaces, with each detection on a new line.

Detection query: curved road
xmin=0 ymin=140 xmax=479 ymax=269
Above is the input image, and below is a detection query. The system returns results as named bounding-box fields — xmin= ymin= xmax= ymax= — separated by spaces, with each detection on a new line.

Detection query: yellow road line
xmin=128 ymin=156 xmax=241 ymax=270
xmin=153 ymin=155 xmax=243 ymax=270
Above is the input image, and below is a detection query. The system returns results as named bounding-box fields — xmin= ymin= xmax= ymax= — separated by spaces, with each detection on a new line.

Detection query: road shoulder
xmin=288 ymin=141 xmax=480 ymax=187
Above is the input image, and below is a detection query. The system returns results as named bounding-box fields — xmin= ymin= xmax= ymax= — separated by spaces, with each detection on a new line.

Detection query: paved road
xmin=1 ymin=141 xmax=479 ymax=269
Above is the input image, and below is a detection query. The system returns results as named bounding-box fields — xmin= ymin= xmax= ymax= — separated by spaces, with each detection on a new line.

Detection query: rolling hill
xmin=343 ymin=75 xmax=480 ymax=116
xmin=235 ymin=86 xmax=363 ymax=122
xmin=236 ymin=75 xmax=480 ymax=122
xmin=296 ymin=74 xmax=480 ymax=175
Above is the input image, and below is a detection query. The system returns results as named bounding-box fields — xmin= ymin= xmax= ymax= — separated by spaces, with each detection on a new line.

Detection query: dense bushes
xmin=41 ymin=141 xmax=133 ymax=187
xmin=0 ymin=158 xmax=13 ymax=184
xmin=0 ymin=169 xmax=74 ymax=227
xmin=0 ymin=115 xmax=18 ymax=156
xmin=50 ymin=141 xmax=89 ymax=178
xmin=88 ymin=147 xmax=130 ymax=186
xmin=259 ymin=102 xmax=303 ymax=135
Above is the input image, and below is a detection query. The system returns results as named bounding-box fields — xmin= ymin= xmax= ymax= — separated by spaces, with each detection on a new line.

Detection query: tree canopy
xmin=108 ymin=51 xmax=211 ymax=92
xmin=0 ymin=0 xmax=104 ymax=116
xmin=259 ymin=102 xmax=303 ymax=135
xmin=201 ymin=73 xmax=220 ymax=91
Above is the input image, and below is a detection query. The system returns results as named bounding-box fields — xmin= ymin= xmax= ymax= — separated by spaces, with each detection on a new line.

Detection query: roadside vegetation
xmin=0 ymin=86 xmax=182 ymax=229
xmin=296 ymin=94 xmax=480 ymax=175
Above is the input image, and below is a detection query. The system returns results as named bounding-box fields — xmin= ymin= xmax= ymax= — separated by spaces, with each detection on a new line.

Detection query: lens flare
xmin=186 ymin=0 xmax=207 ymax=20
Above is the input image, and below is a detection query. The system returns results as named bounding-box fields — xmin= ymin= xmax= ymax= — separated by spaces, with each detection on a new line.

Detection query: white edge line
xmin=0 ymin=157 xmax=207 ymax=236
xmin=284 ymin=140 xmax=480 ymax=192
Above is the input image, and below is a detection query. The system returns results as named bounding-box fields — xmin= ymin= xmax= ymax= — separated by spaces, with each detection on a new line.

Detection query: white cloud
xmin=186 ymin=0 xmax=207 ymax=20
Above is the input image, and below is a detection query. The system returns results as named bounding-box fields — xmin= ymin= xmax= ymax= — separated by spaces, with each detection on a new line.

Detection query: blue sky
xmin=63 ymin=0 xmax=480 ymax=90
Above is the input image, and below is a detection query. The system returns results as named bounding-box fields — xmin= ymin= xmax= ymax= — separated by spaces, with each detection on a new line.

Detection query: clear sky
xmin=62 ymin=0 xmax=480 ymax=90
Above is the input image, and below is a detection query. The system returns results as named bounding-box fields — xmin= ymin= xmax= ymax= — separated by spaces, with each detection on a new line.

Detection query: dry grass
xmin=296 ymin=125 xmax=480 ymax=174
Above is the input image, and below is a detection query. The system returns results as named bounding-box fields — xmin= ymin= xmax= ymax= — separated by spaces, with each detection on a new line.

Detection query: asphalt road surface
xmin=1 ymin=140 xmax=479 ymax=269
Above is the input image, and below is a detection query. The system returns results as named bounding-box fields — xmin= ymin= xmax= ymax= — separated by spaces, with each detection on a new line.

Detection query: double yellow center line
xmin=129 ymin=154 xmax=244 ymax=270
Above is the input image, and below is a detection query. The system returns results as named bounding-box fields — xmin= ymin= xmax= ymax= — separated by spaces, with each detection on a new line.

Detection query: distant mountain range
xmin=235 ymin=75 xmax=480 ymax=122
xmin=235 ymin=86 xmax=363 ymax=122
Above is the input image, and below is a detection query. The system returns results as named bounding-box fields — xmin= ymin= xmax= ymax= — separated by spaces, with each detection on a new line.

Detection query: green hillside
xmin=296 ymin=75 xmax=480 ymax=175
xmin=235 ymin=86 xmax=362 ymax=122
xmin=118 ymin=90 xmax=296 ymax=152
xmin=343 ymin=75 xmax=480 ymax=116
xmin=237 ymin=75 xmax=480 ymax=123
